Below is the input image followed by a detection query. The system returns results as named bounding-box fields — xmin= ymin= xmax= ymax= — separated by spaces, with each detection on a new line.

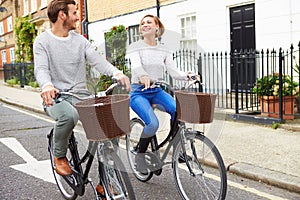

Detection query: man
xmin=34 ymin=0 xmax=131 ymax=176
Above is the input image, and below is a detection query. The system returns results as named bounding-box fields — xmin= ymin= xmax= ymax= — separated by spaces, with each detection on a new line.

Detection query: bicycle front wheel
xmin=172 ymin=131 xmax=227 ymax=200
xmin=126 ymin=118 xmax=153 ymax=182
xmin=48 ymin=130 xmax=78 ymax=200
xmin=99 ymin=143 xmax=136 ymax=200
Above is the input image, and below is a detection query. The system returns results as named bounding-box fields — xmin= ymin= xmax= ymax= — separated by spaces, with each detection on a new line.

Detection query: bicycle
xmin=47 ymin=82 xmax=136 ymax=200
xmin=126 ymin=80 xmax=227 ymax=200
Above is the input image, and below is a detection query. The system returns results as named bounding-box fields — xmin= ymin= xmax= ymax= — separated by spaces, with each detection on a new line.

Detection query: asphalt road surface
xmin=0 ymin=102 xmax=299 ymax=200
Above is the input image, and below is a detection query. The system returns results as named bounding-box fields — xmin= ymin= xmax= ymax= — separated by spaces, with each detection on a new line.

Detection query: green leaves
xmin=14 ymin=16 xmax=37 ymax=62
xmin=104 ymin=25 xmax=127 ymax=62
xmin=252 ymin=73 xmax=299 ymax=97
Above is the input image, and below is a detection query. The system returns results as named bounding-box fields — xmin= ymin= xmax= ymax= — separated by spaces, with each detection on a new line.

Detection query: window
xmin=30 ymin=0 xmax=37 ymax=13
xmin=179 ymin=15 xmax=197 ymax=51
xmin=24 ymin=0 xmax=29 ymax=15
xmin=0 ymin=22 xmax=4 ymax=35
xmin=7 ymin=16 xmax=13 ymax=32
xmin=41 ymin=0 xmax=48 ymax=8
xmin=10 ymin=48 xmax=15 ymax=63
xmin=2 ymin=50 xmax=6 ymax=65
xmin=128 ymin=25 xmax=140 ymax=44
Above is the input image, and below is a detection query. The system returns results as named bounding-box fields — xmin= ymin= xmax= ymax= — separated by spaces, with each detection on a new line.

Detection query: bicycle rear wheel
xmin=126 ymin=118 xmax=153 ymax=182
xmin=172 ymin=131 xmax=227 ymax=200
xmin=48 ymin=130 xmax=78 ymax=200
xmin=98 ymin=141 xmax=136 ymax=200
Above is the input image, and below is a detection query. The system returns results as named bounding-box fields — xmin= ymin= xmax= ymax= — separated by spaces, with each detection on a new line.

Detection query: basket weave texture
xmin=175 ymin=91 xmax=217 ymax=123
xmin=74 ymin=94 xmax=130 ymax=141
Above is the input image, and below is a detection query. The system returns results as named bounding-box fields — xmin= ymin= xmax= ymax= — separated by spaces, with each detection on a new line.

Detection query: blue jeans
xmin=130 ymin=84 xmax=176 ymax=137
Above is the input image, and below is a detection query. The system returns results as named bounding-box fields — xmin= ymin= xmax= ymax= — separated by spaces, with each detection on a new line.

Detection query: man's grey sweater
xmin=34 ymin=29 xmax=121 ymax=93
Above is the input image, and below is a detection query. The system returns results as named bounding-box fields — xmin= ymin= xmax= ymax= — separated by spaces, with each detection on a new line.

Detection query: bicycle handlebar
xmin=54 ymin=80 xmax=123 ymax=103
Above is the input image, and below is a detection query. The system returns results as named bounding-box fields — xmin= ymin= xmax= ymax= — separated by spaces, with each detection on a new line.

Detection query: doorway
xmin=230 ymin=3 xmax=256 ymax=91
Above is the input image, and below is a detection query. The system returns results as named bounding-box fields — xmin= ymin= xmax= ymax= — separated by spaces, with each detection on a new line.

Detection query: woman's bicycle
xmin=126 ymin=80 xmax=227 ymax=200
xmin=47 ymin=82 xmax=136 ymax=200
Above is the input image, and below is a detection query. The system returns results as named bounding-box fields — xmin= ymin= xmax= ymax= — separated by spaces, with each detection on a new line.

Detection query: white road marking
xmin=0 ymin=137 xmax=55 ymax=184
xmin=177 ymin=164 xmax=289 ymax=200
xmin=3 ymin=104 xmax=54 ymax=124
xmin=3 ymin=104 xmax=83 ymax=133
xmin=1 ymin=104 xmax=291 ymax=199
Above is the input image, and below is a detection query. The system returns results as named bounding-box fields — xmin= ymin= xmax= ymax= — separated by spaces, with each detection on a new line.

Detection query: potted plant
xmin=252 ymin=72 xmax=299 ymax=119
xmin=293 ymin=56 xmax=300 ymax=113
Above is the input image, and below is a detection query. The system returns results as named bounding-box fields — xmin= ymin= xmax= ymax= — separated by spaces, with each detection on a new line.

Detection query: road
xmin=0 ymin=102 xmax=299 ymax=200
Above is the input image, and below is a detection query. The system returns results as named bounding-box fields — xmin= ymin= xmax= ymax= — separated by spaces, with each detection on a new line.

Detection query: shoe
xmin=96 ymin=185 xmax=106 ymax=200
xmin=54 ymin=157 xmax=72 ymax=176
xmin=135 ymin=153 xmax=148 ymax=175
xmin=178 ymin=152 xmax=192 ymax=163
xmin=96 ymin=184 xmax=118 ymax=200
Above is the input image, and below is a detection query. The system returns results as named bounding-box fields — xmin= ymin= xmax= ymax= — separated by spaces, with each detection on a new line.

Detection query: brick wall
xmin=87 ymin=0 xmax=176 ymax=22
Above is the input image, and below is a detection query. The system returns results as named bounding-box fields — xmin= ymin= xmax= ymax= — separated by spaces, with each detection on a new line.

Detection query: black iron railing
xmin=3 ymin=63 xmax=34 ymax=88
xmin=3 ymin=42 xmax=300 ymax=121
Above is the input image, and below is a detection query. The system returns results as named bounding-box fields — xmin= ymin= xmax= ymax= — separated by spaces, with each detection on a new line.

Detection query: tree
xmin=15 ymin=16 xmax=37 ymax=62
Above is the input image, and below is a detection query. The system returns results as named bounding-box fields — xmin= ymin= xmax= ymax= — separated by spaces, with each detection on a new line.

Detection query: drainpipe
xmin=82 ymin=0 xmax=89 ymax=39
xmin=156 ymin=0 xmax=160 ymax=18
xmin=156 ymin=0 xmax=161 ymax=43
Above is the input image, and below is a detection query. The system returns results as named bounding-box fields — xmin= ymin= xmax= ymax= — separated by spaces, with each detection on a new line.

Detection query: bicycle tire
xmin=126 ymin=118 xmax=153 ymax=182
xmin=48 ymin=130 xmax=78 ymax=200
xmin=99 ymin=145 xmax=136 ymax=200
xmin=172 ymin=131 xmax=227 ymax=200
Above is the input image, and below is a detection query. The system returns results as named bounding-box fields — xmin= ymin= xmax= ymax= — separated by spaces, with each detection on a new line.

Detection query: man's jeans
xmin=45 ymin=95 xmax=79 ymax=158
xmin=130 ymin=85 xmax=176 ymax=137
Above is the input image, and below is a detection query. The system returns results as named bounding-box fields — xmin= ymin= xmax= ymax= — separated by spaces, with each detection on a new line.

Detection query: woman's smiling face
xmin=140 ymin=16 xmax=158 ymax=37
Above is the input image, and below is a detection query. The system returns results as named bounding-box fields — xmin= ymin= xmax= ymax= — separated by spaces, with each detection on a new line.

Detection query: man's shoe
xmin=96 ymin=185 xmax=106 ymax=200
xmin=96 ymin=184 xmax=118 ymax=200
xmin=135 ymin=153 xmax=148 ymax=175
xmin=54 ymin=157 xmax=72 ymax=176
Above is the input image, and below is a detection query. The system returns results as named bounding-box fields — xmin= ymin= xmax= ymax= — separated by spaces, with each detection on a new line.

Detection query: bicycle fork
xmin=179 ymin=129 xmax=204 ymax=177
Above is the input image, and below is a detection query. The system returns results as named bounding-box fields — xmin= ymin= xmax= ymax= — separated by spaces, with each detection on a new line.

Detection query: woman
xmin=126 ymin=14 xmax=197 ymax=174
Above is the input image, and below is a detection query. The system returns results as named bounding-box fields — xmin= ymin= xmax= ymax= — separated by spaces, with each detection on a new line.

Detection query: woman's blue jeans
xmin=130 ymin=84 xmax=176 ymax=137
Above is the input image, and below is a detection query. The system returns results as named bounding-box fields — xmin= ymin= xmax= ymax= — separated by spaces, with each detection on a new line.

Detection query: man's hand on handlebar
xmin=115 ymin=73 xmax=131 ymax=91
xmin=41 ymin=85 xmax=59 ymax=106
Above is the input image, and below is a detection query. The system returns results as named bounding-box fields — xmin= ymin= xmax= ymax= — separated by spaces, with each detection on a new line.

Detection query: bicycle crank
xmin=145 ymin=152 xmax=162 ymax=176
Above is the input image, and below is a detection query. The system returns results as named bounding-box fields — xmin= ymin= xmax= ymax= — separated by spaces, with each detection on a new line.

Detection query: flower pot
xmin=297 ymin=96 xmax=300 ymax=114
xmin=260 ymin=96 xmax=296 ymax=120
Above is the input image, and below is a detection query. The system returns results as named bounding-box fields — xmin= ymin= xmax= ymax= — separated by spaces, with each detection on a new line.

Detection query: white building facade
xmin=87 ymin=0 xmax=300 ymax=54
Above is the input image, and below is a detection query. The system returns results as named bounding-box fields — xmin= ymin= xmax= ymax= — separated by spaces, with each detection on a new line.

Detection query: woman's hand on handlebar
xmin=139 ymin=75 xmax=152 ymax=90
xmin=115 ymin=73 xmax=131 ymax=91
xmin=187 ymin=72 xmax=200 ymax=82
xmin=41 ymin=85 xmax=59 ymax=106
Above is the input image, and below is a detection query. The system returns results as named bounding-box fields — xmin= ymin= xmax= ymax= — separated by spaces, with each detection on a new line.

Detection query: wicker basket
xmin=175 ymin=91 xmax=217 ymax=124
xmin=74 ymin=94 xmax=130 ymax=141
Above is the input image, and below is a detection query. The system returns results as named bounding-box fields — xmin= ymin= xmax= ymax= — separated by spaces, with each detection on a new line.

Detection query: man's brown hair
xmin=47 ymin=0 xmax=76 ymax=23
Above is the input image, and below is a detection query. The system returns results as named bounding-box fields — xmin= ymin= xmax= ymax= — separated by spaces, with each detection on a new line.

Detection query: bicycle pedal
xmin=153 ymin=169 xmax=162 ymax=176
xmin=145 ymin=152 xmax=162 ymax=173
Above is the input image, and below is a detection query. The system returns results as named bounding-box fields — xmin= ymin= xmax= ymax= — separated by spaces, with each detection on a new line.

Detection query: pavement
xmin=0 ymin=82 xmax=300 ymax=194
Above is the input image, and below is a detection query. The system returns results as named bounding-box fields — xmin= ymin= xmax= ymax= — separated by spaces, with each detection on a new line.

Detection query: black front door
xmin=230 ymin=4 xmax=256 ymax=92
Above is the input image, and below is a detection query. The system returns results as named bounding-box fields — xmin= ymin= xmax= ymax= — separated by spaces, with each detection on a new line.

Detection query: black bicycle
xmin=126 ymin=80 xmax=227 ymax=200
xmin=47 ymin=83 xmax=136 ymax=200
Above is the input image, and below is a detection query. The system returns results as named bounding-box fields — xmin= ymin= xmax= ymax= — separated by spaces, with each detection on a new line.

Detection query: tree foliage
xmin=14 ymin=16 xmax=37 ymax=62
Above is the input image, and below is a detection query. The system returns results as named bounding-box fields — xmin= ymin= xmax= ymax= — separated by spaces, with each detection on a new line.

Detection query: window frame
xmin=128 ymin=24 xmax=141 ymax=44
xmin=23 ymin=0 xmax=29 ymax=16
xmin=179 ymin=14 xmax=197 ymax=51
xmin=7 ymin=16 xmax=13 ymax=32
xmin=0 ymin=21 xmax=4 ymax=35
xmin=2 ymin=50 xmax=7 ymax=65
xmin=9 ymin=48 xmax=15 ymax=63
